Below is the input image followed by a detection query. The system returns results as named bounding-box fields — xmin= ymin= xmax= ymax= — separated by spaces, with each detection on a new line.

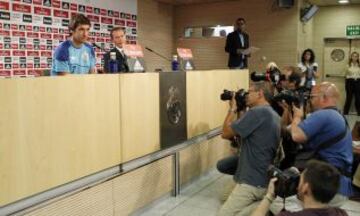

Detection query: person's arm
xmin=291 ymin=105 xmax=307 ymax=143
xmin=279 ymin=101 xmax=292 ymax=126
xmin=89 ymin=67 xmax=97 ymax=74
xmin=313 ymin=63 xmax=319 ymax=78
xmin=89 ymin=55 xmax=97 ymax=74
xmin=222 ymin=97 xmax=238 ymax=139
xmin=250 ymin=178 xmax=277 ymax=216
xmin=245 ymin=33 xmax=251 ymax=57
xmin=353 ymin=146 xmax=360 ymax=155
xmin=52 ymin=59 xmax=70 ymax=76
xmin=57 ymin=72 xmax=69 ymax=76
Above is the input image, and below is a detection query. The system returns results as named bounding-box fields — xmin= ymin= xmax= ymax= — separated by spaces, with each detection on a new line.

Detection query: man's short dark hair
xmin=304 ymin=160 xmax=340 ymax=203
xmin=236 ymin=17 xmax=246 ymax=23
xmin=68 ymin=14 xmax=91 ymax=33
xmin=285 ymin=66 xmax=302 ymax=88
xmin=110 ymin=27 xmax=125 ymax=39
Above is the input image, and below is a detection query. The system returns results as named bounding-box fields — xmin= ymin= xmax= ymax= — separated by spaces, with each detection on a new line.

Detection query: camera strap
xmin=311 ymin=107 xmax=351 ymax=177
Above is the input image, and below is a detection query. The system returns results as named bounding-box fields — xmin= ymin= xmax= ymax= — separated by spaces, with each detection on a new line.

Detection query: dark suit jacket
xmin=103 ymin=47 xmax=129 ymax=73
xmin=225 ymin=31 xmax=250 ymax=68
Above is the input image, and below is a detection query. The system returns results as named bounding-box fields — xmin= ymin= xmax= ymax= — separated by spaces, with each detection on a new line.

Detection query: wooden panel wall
xmin=120 ymin=73 xmax=160 ymax=162
xmin=174 ymin=0 xmax=300 ymax=72
xmin=180 ymin=136 xmax=231 ymax=185
xmin=0 ymin=75 xmax=122 ymax=205
xmin=312 ymin=5 xmax=360 ymax=77
xmin=24 ymin=156 xmax=173 ymax=216
xmin=187 ymin=69 xmax=249 ymax=138
xmin=23 ymin=136 xmax=232 ymax=216
xmin=137 ymin=0 xmax=174 ymax=72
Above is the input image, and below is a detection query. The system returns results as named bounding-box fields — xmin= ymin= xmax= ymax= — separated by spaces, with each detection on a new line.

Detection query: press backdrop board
xmin=0 ymin=0 xmax=137 ymax=77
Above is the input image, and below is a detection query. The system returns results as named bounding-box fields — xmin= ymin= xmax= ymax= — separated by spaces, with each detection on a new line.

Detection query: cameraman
xmin=281 ymin=66 xmax=302 ymax=91
xmin=277 ymin=67 xmax=303 ymax=169
xmin=218 ymin=81 xmax=281 ymax=216
xmin=251 ymin=160 xmax=348 ymax=216
xmin=290 ymin=82 xmax=353 ymax=206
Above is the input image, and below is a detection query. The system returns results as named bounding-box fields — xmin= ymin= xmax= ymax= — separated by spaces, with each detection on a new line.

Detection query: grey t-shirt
xmin=231 ymin=105 xmax=281 ymax=187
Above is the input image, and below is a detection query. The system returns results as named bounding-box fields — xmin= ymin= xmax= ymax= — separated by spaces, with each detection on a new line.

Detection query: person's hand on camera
xmin=266 ymin=177 xmax=277 ymax=200
xmin=229 ymin=94 xmax=237 ymax=113
xmin=278 ymin=100 xmax=290 ymax=111
xmin=280 ymin=100 xmax=293 ymax=125
xmin=353 ymin=146 xmax=360 ymax=155
xmin=292 ymin=103 xmax=304 ymax=119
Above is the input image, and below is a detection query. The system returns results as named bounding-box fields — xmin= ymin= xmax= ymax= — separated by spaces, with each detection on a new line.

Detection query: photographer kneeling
xmin=217 ymin=81 xmax=281 ymax=216
xmin=251 ymin=160 xmax=348 ymax=216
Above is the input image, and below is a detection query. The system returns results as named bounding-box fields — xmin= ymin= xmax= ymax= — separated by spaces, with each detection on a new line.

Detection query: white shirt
xmin=346 ymin=63 xmax=360 ymax=79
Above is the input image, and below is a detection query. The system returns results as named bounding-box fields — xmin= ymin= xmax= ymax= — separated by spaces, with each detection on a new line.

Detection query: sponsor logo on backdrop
xmin=62 ymin=2 xmax=69 ymax=10
xmin=13 ymin=3 xmax=32 ymax=13
xmin=33 ymin=0 xmax=42 ymax=5
xmin=23 ymin=14 xmax=32 ymax=22
xmin=0 ymin=1 xmax=10 ymax=10
xmin=115 ymin=19 xmax=125 ymax=26
xmin=0 ymin=11 xmax=10 ymax=20
xmin=62 ymin=19 xmax=69 ymax=27
xmin=34 ymin=6 xmax=51 ymax=16
xmin=0 ymin=1 xmax=137 ymax=76
xmin=44 ymin=17 xmax=52 ymax=25
xmin=52 ymin=0 xmax=61 ymax=8
xmin=54 ymin=9 xmax=69 ymax=18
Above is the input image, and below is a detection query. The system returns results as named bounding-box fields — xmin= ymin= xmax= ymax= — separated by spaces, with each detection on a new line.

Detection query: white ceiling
xmin=156 ymin=0 xmax=360 ymax=6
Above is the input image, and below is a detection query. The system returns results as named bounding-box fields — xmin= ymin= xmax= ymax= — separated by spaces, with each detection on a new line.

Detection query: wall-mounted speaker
xmin=301 ymin=5 xmax=319 ymax=22
xmin=278 ymin=0 xmax=294 ymax=8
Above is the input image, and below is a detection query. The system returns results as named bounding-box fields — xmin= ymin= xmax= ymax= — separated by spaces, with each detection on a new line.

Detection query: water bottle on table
xmin=109 ymin=52 xmax=118 ymax=73
xmin=171 ymin=55 xmax=179 ymax=71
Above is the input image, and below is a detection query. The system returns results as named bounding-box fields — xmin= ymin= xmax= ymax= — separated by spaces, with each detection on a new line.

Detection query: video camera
xmin=220 ymin=89 xmax=248 ymax=112
xmin=250 ymin=67 xmax=285 ymax=86
xmin=268 ymin=165 xmax=300 ymax=198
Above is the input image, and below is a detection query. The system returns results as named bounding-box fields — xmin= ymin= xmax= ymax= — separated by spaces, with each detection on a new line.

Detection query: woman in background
xmin=343 ymin=51 xmax=360 ymax=115
xmin=298 ymin=48 xmax=318 ymax=89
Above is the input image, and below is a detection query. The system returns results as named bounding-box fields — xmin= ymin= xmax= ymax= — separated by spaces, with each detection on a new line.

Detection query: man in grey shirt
xmin=218 ymin=81 xmax=281 ymax=216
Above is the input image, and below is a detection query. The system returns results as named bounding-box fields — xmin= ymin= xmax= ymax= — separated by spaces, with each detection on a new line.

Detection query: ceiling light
xmin=338 ymin=0 xmax=349 ymax=4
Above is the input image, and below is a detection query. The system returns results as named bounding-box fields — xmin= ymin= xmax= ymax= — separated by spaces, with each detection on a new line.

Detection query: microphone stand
xmin=145 ymin=47 xmax=185 ymax=72
xmin=92 ymin=42 xmax=105 ymax=52
xmin=145 ymin=47 xmax=172 ymax=62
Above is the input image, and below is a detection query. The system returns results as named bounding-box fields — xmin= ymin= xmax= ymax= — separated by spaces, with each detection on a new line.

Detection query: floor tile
xmin=165 ymin=205 xmax=217 ymax=216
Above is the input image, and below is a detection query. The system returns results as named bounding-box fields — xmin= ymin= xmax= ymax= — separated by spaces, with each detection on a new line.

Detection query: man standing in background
xmin=225 ymin=17 xmax=250 ymax=69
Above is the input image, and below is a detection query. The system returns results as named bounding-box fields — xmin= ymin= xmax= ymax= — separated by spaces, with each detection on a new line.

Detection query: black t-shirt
xmin=278 ymin=208 xmax=348 ymax=216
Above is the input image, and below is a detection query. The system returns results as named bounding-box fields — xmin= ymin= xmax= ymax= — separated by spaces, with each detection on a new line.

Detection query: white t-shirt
xmin=297 ymin=62 xmax=318 ymax=87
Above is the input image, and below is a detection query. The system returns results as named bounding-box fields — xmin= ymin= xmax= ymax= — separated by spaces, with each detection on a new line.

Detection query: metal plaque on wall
xmin=160 ymin=72 xmax=187 ymax=149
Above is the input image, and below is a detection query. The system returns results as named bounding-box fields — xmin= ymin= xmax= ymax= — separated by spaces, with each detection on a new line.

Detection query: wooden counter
xmin=0 ymin=75 xmax=121 ymax=206
xmin=0 ymin=70 xmax=248 ymax=206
